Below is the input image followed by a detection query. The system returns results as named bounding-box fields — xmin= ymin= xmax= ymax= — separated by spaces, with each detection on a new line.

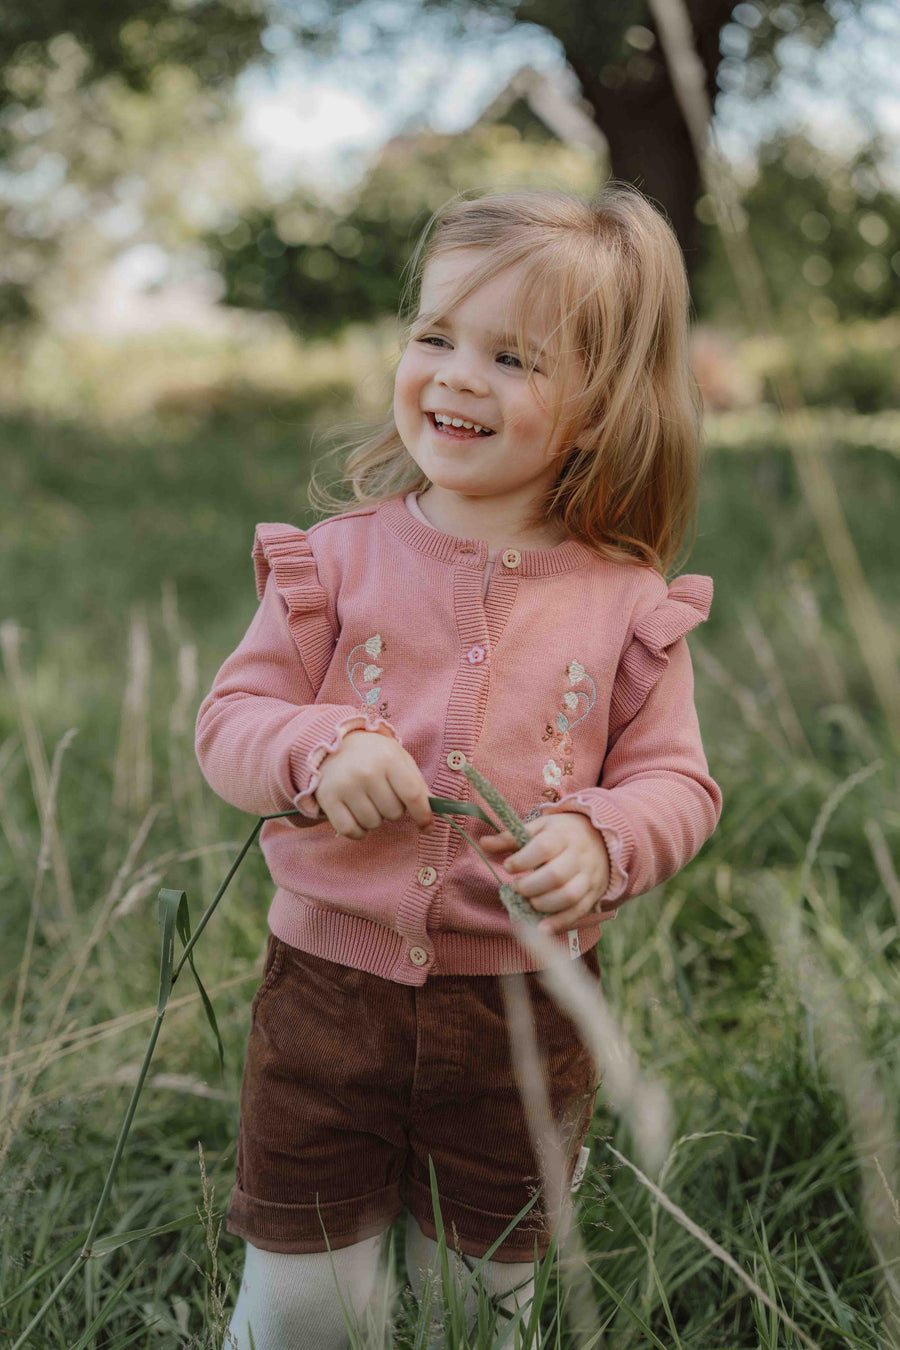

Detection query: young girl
xmin=195 ymin=183 xmax=723 ymax=1348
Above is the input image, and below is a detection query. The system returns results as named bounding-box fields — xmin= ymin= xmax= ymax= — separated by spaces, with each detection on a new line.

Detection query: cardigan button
xmin=502 ymin=548 xmax=521 ymax=568
xmin=417 ymin=866 xmax=437 ymax=886
xmin=446 ymin=750 xmax=466 ymax=770
xmin=466 ymin=645 xmax=485 ymax=664
xmin=409 ymin=946 xmax=429 ymax=966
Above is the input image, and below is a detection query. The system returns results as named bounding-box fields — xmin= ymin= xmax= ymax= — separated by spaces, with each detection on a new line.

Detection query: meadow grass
xmin=1 ymin=405 xmax=898 ymax=1347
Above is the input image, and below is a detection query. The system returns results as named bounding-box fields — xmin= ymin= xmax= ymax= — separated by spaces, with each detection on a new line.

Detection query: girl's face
xmin=393 ymin=249 xmax=580 ymax=531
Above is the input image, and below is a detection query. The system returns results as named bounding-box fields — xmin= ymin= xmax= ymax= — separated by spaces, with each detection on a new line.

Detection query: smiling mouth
xmin=426 ymin=412 xmax=495 ymax=439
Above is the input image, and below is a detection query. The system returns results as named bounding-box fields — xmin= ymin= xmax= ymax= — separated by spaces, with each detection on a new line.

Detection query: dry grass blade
xmin=0 ymin=736 xmax=30 ymax=873
xmin=26 ymin=812 xmax=229 ymax=1002
xmin=0 ymin=726 xmax=78 ymax=1144
xmin=749 ymin=872 xmax=900 ymax=1333
xmin=25 ymin=1069 xmax=232 ymax=1112
xmin=0 ymin=621 xmax=76 ymax=921
xmin=692 ymin=643 xmax=794 ymax=760
xmin=500 ymin=973 xmax=598 ymax=1344
xmin=109 ymin=841 xmax=243 ymax=919
xmin=736 ymin=601 xmax=812 ymax=757
xmin=518 ymin=923 xmax=672 ymax=1175
xmin=184 ymin=1142 xmax=236 ymax=1349
xmin=0 ymin=969 xmax=258 ymax=1078
xmin=786 ymin=568 xmax=850 ymax=706
xmin=796 ymin=759 xmax=884 ymax=904
xmin=641 ymin=1128 xmax=758 ymax=1325
xmin=0 ymin=802 xmax=163 ymax=1165
xmin=107 ymin=606 xmax=153 ymax=863
xmin=162 ymin=578 xmax=222 ymax=896
xmin=508 ymin=922 xmax=828 ymax=1346
xmin=109 ymin=1068 xmax=231 ymax=1100
xmin=603 ymin=1139 xmax=827 ymax=1350
xmin=864 ymin=819 xmax=900 ymax=927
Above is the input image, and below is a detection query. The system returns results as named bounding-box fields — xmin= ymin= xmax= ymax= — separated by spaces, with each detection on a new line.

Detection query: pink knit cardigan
xmin=194 ymin=494 xmax=723 ymax=985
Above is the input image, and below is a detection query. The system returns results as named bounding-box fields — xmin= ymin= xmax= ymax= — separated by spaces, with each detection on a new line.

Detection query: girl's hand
xmin=481 ymin=812 xmax=610 ymax=934
xmin=314 ymin=729 xmax=434 ymax=838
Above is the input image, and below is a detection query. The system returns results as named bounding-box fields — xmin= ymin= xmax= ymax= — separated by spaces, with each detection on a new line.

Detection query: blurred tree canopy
xmin=207 ymin=119 xmax=899 ymax=341
xmin=203 ymin=120 xmax=604 ymax=339
xmin=695 ymin=130 xmax=899 ymax=327
xmin=285 ymin=0 xmax=870 ymax=274
xmin=0 ymin=0 xmax=270 ymax=100
xmin=0 ymin=0 xmax=894 ymax=344
xmin=0 ymin=0 xmax=274 ymax=328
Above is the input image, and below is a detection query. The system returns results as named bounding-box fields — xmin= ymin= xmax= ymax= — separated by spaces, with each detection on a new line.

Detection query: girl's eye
xmin=416 ymin=338 xmax=535 ymax=372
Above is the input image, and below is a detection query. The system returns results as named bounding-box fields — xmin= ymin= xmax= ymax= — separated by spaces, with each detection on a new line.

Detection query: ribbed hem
xmin=267 ymin=889 xmax=601 ymax=985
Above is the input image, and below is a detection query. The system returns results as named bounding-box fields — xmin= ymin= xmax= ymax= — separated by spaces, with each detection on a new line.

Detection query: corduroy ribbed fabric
xmin=226 ymin=933 xmax=600 ymax=1261
xmin=194 ymin=492 xmax=723 ymax=985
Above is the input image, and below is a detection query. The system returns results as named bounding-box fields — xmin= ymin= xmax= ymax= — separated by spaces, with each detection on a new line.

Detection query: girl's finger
xmin=536 ymin=890 xmax=597 ymax=934
xmin=539 ymin=914 xmax=590 ymax=935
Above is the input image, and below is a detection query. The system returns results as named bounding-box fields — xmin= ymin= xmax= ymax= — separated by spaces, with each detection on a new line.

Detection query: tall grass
xmin=1 ymin=414 xmax=898 ymax=1344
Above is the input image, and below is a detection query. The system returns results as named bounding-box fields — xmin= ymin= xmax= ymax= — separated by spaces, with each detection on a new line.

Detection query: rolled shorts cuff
xmin=400 ymin=1172 xmax=551 ymax=1264
xmin=225 ymin=1179 xmax=403 ymax=1254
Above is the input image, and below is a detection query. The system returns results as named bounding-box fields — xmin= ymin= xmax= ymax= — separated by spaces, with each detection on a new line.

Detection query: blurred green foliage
xmin=205 ymin=123 xmax=898 ymax=341
xmin=0 ymin=1 xmax=269 ymax=107
xmin=203 ymin=121 xmax=604 ymax=339
xmin=793 ymin=338 xmax=898 ymax=412
xmin=694 ymin=131 xmax=898 ymax=325
xmin=750 ymin=316 xmax=900 ymax=413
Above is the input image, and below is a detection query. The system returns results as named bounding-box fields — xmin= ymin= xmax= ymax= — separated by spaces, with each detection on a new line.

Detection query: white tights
xmin=224 ymin=1213 xmax=536 ymax=1348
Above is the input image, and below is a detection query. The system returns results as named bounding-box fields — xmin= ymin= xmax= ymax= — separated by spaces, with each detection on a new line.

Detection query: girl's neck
xmin=416 ymin=486 xmax=568 ymax=551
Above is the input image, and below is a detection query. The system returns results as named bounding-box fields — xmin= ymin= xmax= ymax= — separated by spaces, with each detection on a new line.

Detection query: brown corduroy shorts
xmin=226 ymin=934 xmax=601 ymax=1263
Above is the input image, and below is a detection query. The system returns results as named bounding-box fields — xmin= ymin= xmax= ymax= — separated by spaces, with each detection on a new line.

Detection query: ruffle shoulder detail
xmin=252 ymin=523 xmax=336 ymax=696
xmin=608 ymin=573 xmax=713 ymax=739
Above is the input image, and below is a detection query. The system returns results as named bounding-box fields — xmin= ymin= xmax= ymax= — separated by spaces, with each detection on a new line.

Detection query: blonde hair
xmin=306 ymin=182 xmax=706 ymax=578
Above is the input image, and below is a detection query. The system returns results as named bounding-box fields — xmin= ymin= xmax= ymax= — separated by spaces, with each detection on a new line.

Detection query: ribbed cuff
xmin=290 ymin=710 xmax=403 ymax=819
xmin=535 ymin=790 xmax=633 ymax=908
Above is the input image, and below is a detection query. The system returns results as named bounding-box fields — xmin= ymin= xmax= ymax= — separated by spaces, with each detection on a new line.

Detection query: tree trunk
xmin=517 ymin=0 xmax=735 ymax=288
xmin=575 ymin=52 xmax=703 ymax=276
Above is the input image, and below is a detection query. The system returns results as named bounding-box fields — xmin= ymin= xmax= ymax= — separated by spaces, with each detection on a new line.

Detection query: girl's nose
xmin=437 ymin=353 xmax=489 ymax=396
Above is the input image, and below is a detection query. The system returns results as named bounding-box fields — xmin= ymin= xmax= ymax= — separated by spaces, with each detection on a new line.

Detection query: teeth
xmin=434 ymin=413 xmax=491 ymax=434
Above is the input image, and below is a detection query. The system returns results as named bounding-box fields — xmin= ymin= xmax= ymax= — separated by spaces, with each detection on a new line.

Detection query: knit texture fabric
xmin=195 ymin=493 xmax=723 ymax=985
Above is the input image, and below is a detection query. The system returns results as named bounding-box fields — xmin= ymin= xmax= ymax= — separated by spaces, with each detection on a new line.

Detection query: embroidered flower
xmin=537 ymin=658 xmax=597 ymax=805
xmin=553 ymin=659 xmax=596 ymax=736
xmin=347 ymin=634 xmax=389 ymax=712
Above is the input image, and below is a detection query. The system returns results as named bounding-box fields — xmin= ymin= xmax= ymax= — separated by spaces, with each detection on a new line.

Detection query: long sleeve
xmin=195 ymin=527 xmax=401 ymax=826
xmin=535 ymin=575 xmax=722 ymax=920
